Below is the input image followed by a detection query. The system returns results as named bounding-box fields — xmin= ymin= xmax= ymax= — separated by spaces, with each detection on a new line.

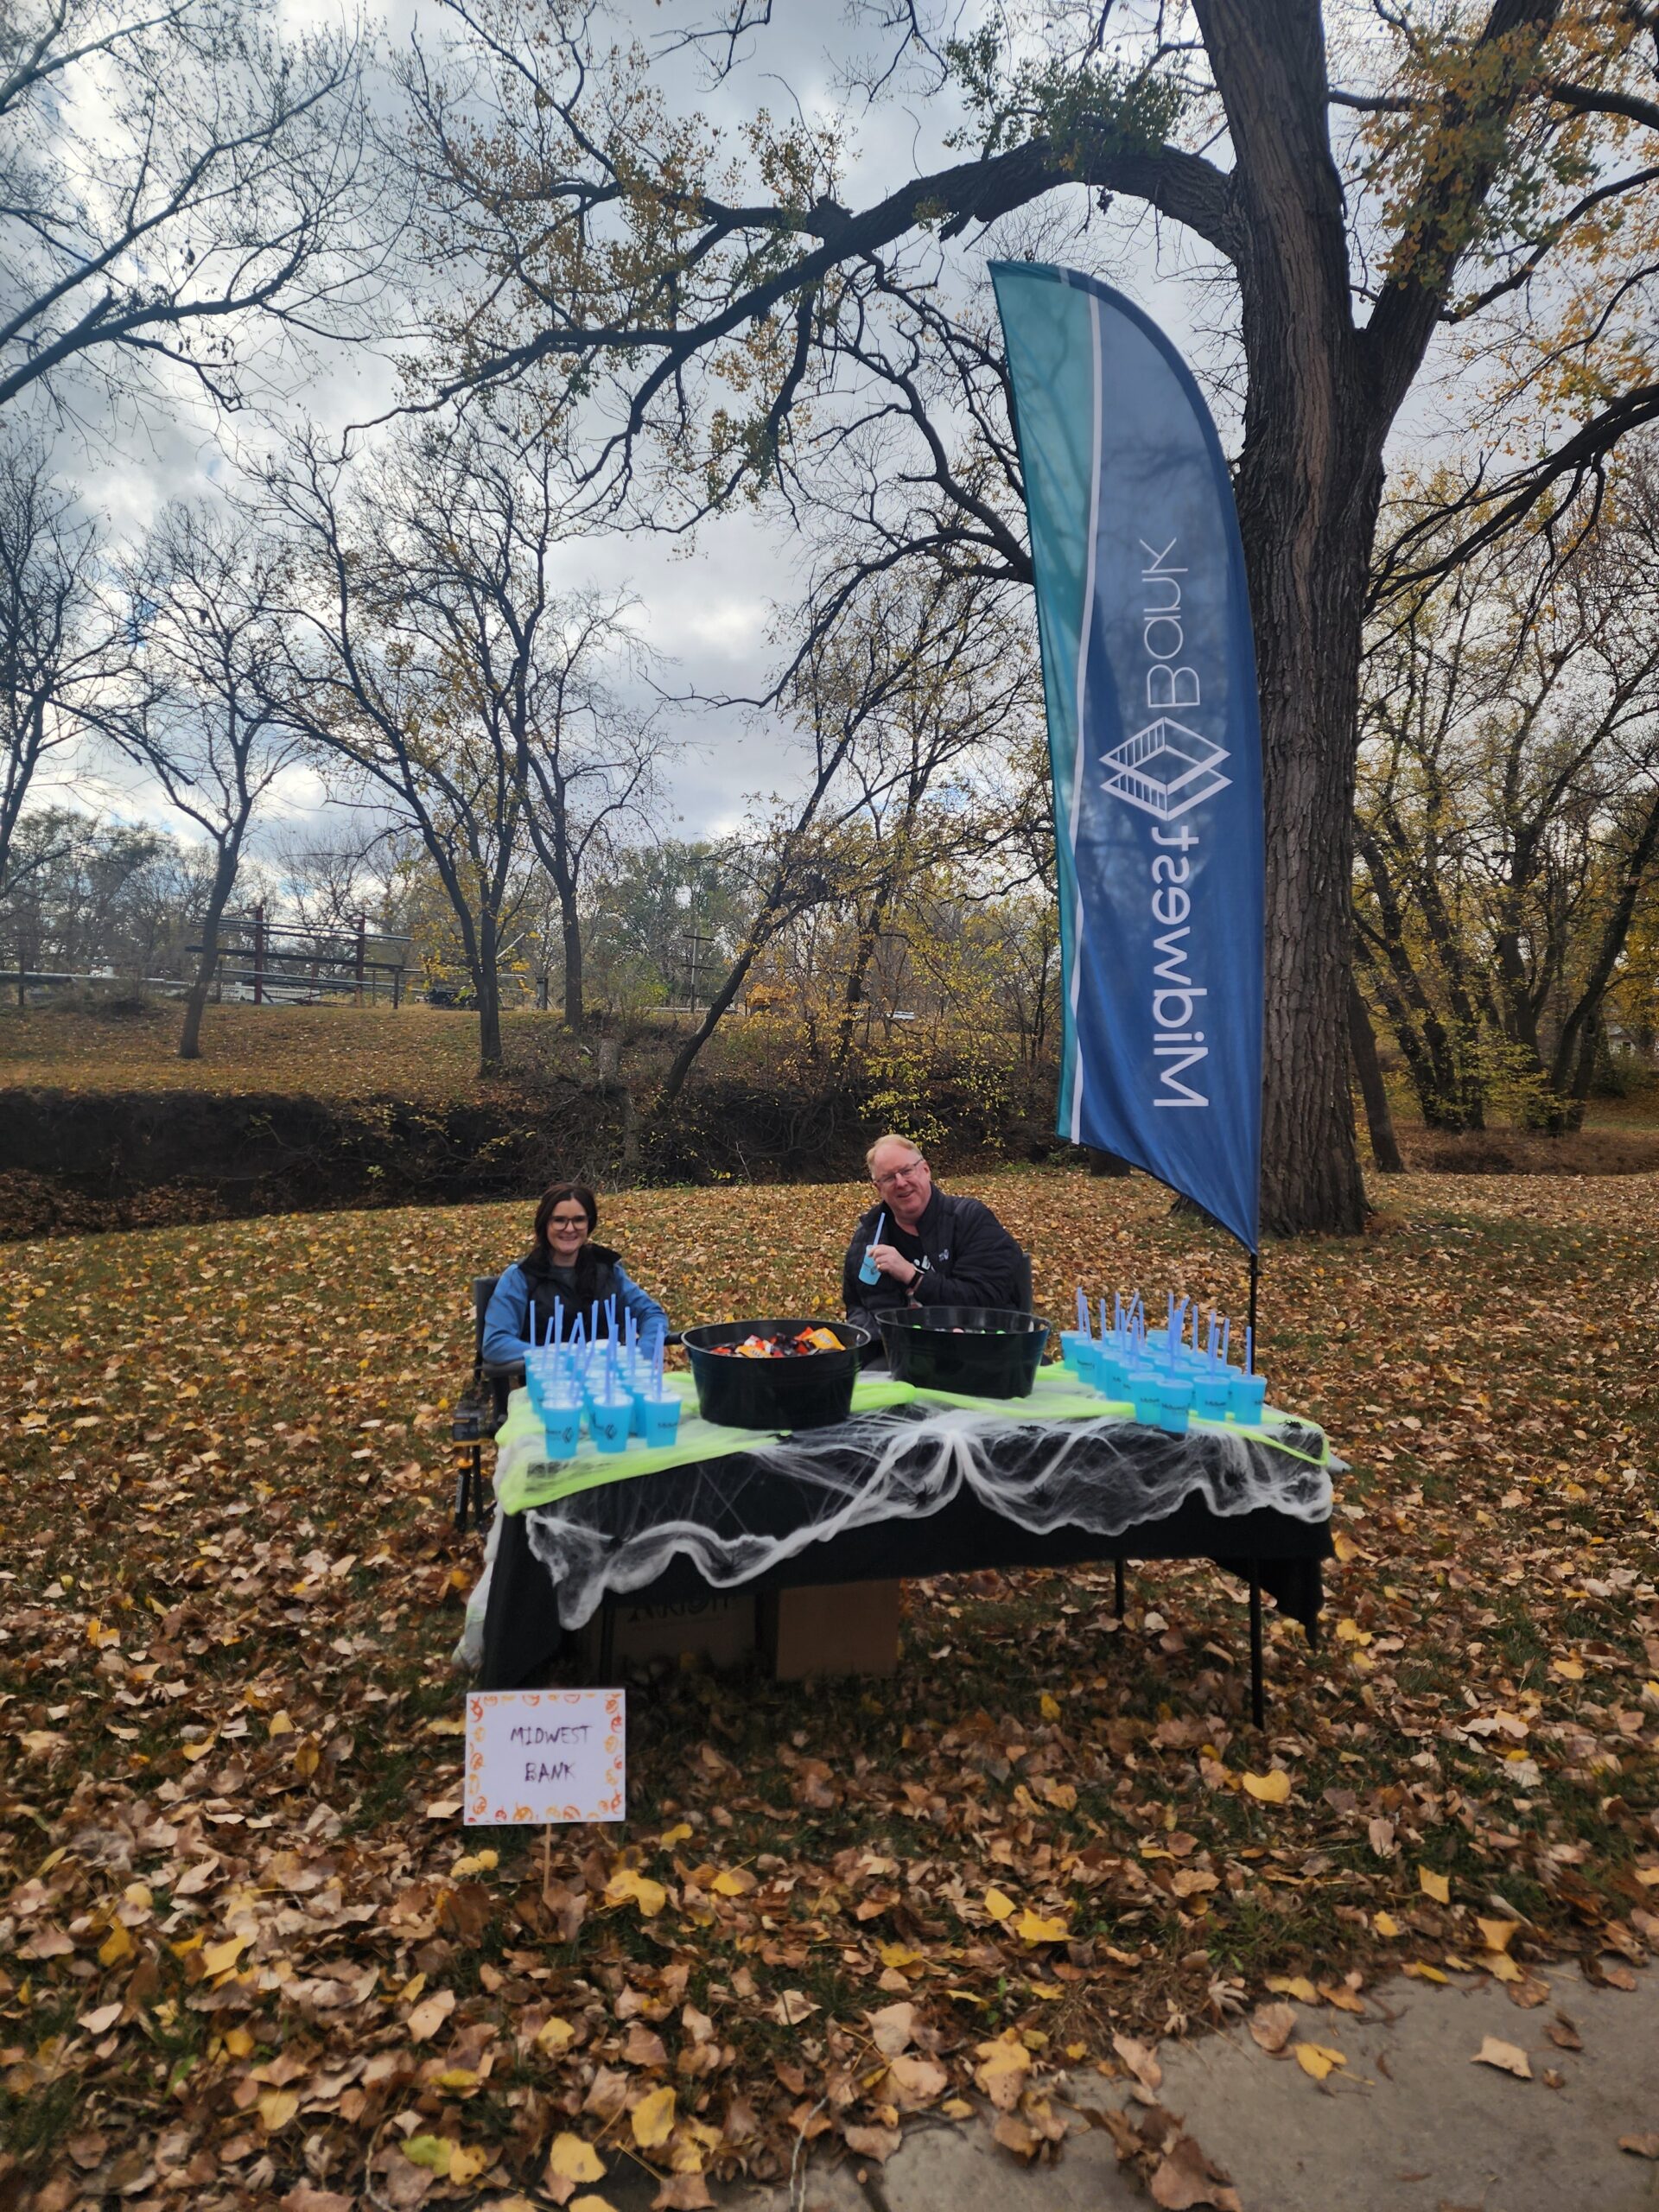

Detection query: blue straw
xmin=1076 ymin=1284 xmax=1089 ymax=1333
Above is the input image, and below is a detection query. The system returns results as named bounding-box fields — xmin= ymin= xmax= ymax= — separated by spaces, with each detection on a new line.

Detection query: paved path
xmin=710 ymin=1961 xmax=1659 ymax=2212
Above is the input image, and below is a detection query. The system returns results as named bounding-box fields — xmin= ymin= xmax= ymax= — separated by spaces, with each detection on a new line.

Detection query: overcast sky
xmin=38 ymin=0 xmax=1439 ymax=864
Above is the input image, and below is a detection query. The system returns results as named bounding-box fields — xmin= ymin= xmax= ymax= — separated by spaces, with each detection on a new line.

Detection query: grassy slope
xmin=2 ymin=1168 xmax=1656 ymax=2202
xmin=0 ymin=1002 xmax=531 ymax=1104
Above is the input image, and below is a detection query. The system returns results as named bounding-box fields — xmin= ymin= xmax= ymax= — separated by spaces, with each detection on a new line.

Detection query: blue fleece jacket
xmin=482 ymin=1258 xmax=669 ymax=1367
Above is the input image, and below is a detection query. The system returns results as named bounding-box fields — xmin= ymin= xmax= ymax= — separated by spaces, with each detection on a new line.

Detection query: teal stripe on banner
xmin=990 ymin=264 xmax=1101 ymax=1137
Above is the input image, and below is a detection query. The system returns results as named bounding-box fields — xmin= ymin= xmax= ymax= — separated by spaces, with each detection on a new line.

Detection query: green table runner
xmin=492 ymin=1363 xmax=1331 ymax=1516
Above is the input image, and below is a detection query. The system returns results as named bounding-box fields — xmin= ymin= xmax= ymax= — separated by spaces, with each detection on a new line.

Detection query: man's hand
xmin=867 ymin=1243 xmax=919 ymax=1289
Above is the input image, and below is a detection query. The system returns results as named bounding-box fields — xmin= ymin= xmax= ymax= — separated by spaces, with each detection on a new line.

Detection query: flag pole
xmin=1247 ymin=1248 xmax=1259 ymax=1374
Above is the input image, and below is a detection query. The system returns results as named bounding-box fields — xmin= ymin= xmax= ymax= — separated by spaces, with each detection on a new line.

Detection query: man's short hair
xmin=865 ymin=1132 xmax=923 ymax=1175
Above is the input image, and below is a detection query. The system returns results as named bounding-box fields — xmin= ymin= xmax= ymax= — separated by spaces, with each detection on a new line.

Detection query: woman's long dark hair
xmin=526 ymin=1182 xmax=607 ymax=1300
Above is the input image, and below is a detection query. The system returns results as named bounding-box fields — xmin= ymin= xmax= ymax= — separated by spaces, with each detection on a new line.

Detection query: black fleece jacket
xmin=841 ymin=1186 xmax=1026 ymax=1323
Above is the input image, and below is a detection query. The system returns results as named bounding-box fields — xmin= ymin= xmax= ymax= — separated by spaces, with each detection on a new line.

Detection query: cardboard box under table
xmin=478 ymin=1369 xmax=1337 ymax=1721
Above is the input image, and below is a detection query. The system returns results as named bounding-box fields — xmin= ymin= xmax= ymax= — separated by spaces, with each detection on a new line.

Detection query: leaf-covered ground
xmin=0 ymin=1006 xmax=536 ymax=1106
xmin=3 ymin=1168 xmax=1656 ymax=2211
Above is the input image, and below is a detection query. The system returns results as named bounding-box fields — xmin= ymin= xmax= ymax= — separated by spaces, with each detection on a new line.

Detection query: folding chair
xmin=449 ymin=1274 xmax=522 ymax=1534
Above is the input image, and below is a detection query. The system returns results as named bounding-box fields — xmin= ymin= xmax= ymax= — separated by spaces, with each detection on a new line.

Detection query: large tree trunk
xmin=560 ymin=890 xmax=583 ymax=1034
xmin=1232 ymin=378 xmax=1380 ymax=1234
xmin=1348 ymin=980 xmax=1404 ymax=1173
xmin=1202 ymin=0 xmax=1377 ymax=1237
xmin=475 ymin=908 xmax=504 ymax=1074
xmin=179 ymin=836 xmax=242 ymax=1061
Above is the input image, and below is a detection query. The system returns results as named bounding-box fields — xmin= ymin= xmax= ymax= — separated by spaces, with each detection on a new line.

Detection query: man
xmin=842 ymin=1133 xmax=1027 ymax=1327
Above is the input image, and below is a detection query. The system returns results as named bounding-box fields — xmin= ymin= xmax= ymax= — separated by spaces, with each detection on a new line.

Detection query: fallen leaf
xmin=844 ymin=2123 xmax=903 ymax=2163
xmin=407 ymin=1989 xmax=455 ymax=2042
xmin=201 ymin=1932 xmax=250 ymax=1976
xmin=1149 ymin=2131 xmax=1243 ymax=2210
xmin=1294 ymin=2043 xmax=1345 ymax=2081
xmin=867 ymin=2001 xmax=918 ymax=2056
xmin=1249 ymin=2002 xmax=1297 ymax=2054
xmin=1242 ymin=1769 xmax=1291 ymax=1804
xmin=546 ymin=2135 xmax=607 ymax=2191
xmin=605 ymin=1866 xmax=667 ymax=1918
xmin=1015 ymin=1908 xmax=1069 ymax=1944
xmin=887 ymin=2053 xmax=948 ymax=2105
xmin=632 ymin=2085 xmax=677 ymax=2150
xmin=1618 ymin=2134 xmax=1659 ymax=2160
xmin=983 ymin=1885 xmax=1015 ymax=1921
xmin=992 ymin=2112 xmax=1037 ymax=2159
xmin=1265 ymin=1976 xmax=1318 ymax=2004
xmin=1112 ymin=2032 xmax=1162 ymax=2093
xmin=974 ymin=2035 xmax=1033 ymax=2109
xmin=1418 ymin=1866 xmax=1451 ymax=1904
xmin=1472 ymin=2036 xmax=1532 ymax=2080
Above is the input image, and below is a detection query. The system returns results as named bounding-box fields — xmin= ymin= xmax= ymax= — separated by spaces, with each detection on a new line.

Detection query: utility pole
xmin=673 ymin=927 xmax=715 ymax=1011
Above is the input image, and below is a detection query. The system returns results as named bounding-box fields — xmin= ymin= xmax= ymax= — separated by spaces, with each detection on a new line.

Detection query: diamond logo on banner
xmin=1101 ymin=718 xmax=1230 ymax=821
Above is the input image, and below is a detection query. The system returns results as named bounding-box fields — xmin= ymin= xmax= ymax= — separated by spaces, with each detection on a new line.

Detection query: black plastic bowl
xmin=876 ymin=1305 xmax=1052 ymax=1399
xmin=682 ymin=1317 xmax=873 ymax=1431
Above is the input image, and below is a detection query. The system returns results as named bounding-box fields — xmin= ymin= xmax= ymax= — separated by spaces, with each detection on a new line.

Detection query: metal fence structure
xmin=183 ymin=906 xmax=411 ymax=1005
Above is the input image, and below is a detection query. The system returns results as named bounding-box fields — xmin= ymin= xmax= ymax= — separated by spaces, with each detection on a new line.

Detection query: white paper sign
xmin=465 ymin=1689 xmax=626 ymax=1825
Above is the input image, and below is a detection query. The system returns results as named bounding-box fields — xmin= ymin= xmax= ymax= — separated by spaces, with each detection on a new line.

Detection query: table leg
xmin=1249 ymin=1567 xmax=1265 ymax=1730
xmin=454 ymin=1445 xmax=482 ymax=1535
xmin=1114 ymin=1558 xmax=1126 ymax=1619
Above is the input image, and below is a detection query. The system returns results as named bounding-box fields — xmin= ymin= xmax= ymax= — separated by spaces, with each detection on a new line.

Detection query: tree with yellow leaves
xmin=392 ymin=0 xmax=1659 ymax=1230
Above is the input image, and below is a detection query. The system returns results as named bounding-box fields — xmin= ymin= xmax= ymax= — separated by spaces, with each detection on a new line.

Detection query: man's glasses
xmin=874 ymin=1159 xmax=925 ymax=1190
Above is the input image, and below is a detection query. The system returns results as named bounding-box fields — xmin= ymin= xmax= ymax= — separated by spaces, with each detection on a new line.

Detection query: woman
xmin=482 ymin=1181 xmax=669 ymax=1365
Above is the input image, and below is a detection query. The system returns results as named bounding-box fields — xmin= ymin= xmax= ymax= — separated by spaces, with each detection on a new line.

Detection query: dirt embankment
xmin=0 ymin=1068 xmax=1061 ymax=1239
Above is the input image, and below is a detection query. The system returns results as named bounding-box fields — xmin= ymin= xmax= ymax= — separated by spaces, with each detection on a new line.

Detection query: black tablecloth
xmin=478 ymin=1411 xmax=1332 ymax=1689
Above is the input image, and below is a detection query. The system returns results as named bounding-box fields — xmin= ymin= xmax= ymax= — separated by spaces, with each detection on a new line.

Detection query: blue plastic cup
xmin=1130 ymin=1369 xmax=1164 ymax=1427
xmin=1229 ymin=1372 xmax=1268 ymax=1426
xmin=1192 ymin=1375 xmax=1231 ymax=1421
xmin=639 ymin=1397 xmax=682 ymax=1448
xmin=588 ymin=1399 xmax=632 ymax=1454
xmin=1094 ymin=1351 xmax=1128 ymax=1400
xmin=1157 ymin=1376 xmax=1194 ymax=1433
xmin=540 ymin=1401 xmax=580 ymax=1458
xmin=1059 ymin=1329 xmax=1090 ymax=1371
xmin=1071 ymin=1339 xmax=1101 ymax=1389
